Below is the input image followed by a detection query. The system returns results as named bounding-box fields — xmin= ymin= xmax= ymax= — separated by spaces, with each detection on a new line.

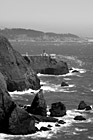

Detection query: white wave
xmin=37 ymin=67 xmax=86 ymax=78
xmin=88 ymin=136 xmax=93 ymax=139
xmin=69 ymin=67 xmax=86 ymax=74
xmin=40 ymin=80 xmax=47 ymax=85
xmin=0 ymin=109 xmax=90 ymax=140
xmin=69 ymin=84 xmax=75 ymax=88
xmin=9 ymin=88 xmax=40 ymax=96
xmin=41 ymin=85 xmax=56 ymax=92
xmin=37 ymin=73 xmax=57 ymax=77
xmin=64 ymin=78 xmax=71 ymax=80
xmin=75 ymin=128 xmax=88 ymax=132
xmin=41 ymin=83 xmax=75 ymax=93
xmin=74 ymin=106 xmax=93 ymax=113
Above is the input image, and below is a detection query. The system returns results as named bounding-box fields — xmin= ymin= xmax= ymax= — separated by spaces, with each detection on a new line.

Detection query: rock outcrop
xmin=30 ymin=89 xmax=47 ymax=116
xmin=78 ymin=101 xmax=92 ymax=110
xmin=0 ymin=72 xmax=16 ymax=132
xmin=0 ymin=72 xmax=37 ymax=134
xmin=24 ymin=55 xmax=69 ymax=75
xmin=0 ymin=36 xmax=40 ymax=91
xmin=8 ymin=106 xmax=36 ymax=135
xmin=49 ymin=102 xmax=66 ymax=117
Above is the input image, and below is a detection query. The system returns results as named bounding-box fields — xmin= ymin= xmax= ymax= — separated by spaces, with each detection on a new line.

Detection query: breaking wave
xmin=37 ymin=67 xmax=86 ymax=78
xmin=0 ymin=108 xmax=92 ymax=140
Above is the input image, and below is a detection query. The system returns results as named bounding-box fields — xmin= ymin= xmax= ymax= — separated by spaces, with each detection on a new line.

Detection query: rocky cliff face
xmin=24 ymin=55 xmax=69 ymax=75
xmin=0 ymin=36 xmax=40 ymax=91
xmin=0 ymin=71 xmax=37 ymax=134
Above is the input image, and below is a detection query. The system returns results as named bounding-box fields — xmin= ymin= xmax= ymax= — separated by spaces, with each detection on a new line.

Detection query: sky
xmin=0 ymin=0 xmax=93 ymax=37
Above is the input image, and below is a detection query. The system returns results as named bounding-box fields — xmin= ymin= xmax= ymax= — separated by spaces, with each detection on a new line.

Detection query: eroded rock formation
xmin=30 ymin=89 xmax=47 ymax=116
xmin=24 ymin=55 xmax=69 ymax=75
xmin=0 ymin=72 xmax=37 ymax=134
xmin=49 ymin=102 xmax=66 ymax=117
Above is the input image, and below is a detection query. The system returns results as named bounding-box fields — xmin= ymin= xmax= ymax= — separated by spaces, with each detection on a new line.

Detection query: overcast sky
xmin=0 ymin=0 xmax=93 ymax=37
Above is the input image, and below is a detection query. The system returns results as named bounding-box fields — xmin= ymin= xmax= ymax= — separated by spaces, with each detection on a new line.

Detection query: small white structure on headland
xmin=26 ymin=52 xmax=29 ymax=56
xmin=49 ymin=54 xmax=56 ymax=59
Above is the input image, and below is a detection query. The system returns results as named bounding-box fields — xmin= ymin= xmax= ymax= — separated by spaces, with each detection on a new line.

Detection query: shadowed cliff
xmin=0 ymin=36 xmax=40 ymax=91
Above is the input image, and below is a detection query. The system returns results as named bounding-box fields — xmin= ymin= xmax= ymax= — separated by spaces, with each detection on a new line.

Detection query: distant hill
xmin=0 ymin=28 xmax=80 ymax=42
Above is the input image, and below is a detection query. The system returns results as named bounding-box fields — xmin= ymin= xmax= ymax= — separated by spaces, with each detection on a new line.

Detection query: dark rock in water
xmin=0 ymin=36 xmax=40 ymax=91
xmin=30 ymin=89 xmax=47 ymax=116
xmin=58 ymin=120 xmax=66 ymax=124
xmin=47 ymin=124 xmax=52 ymax=128
xmin=78 ymin=101 xmax=87 ymax=110
xmin=78 ymin=101 xmax=91 ymax=110
xmin=61 ymin=81 xmax=68 ymax=87
xmin=85 ymin=106 xmax=92 ymax=111
xmin=8 ymin=106 xmax=36 ymax=135
xmin=49 ymin=102 xmax=66 ymax=117
xmin=27 ymin=55 xmax=69 ymax=75
xmin=55 ymin=123 xmax=60 ymax=127
xmin=74 ymin=115 xmax=86 ymax=121
xmin=33 ymin=115 xmax=58 ymax=122
xmin=72 ymin=70 xmax=79 ymax=73
xmin=40 ymin=126 xmax=51 ymax=131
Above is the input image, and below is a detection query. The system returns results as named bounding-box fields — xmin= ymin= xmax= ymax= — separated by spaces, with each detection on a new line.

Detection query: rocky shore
xmin=0 ymin=36 xmax=91 ymax=135
xmin=0 ymin=35 xmax=68 ymax=135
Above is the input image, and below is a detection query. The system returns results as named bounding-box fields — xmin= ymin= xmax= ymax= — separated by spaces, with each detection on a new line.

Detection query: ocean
xmin=1 ymin=41 xmax=93 ymax=140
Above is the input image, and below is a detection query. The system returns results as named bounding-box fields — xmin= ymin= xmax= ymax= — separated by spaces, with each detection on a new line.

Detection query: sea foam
xmin=0 ymin=109 xmax=91 ymax=140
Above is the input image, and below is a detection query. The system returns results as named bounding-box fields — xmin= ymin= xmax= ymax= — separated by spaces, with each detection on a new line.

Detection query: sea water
xmin=1 ymin=41 xmax=93 ymax=140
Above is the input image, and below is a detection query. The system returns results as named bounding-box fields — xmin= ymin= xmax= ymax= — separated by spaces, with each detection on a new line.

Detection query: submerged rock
xmin=72 ymin=70 xmax=79 ymax=73
xmin=0 ymin=36 xmax=40 ymax=91
xmin=58 ymin=120 xmax=66 ymax=124
xmin=55 ymin=123 xmax=60 ymax=127
xmin=61 ymin=81 xmax=68 ymax=87
xmin=30 ymin=89 xmax=47 ymax=116
xmin=40 ymin=126 xmax=51 ymax=131
xmin=49 ymin=102 xmax=66 ymax=117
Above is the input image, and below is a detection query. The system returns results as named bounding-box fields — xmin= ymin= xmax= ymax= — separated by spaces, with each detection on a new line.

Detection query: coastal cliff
xmin=0 ymin=36 xmax=40 ymax=91
xmin=24 ymin=55 xmax=69 ymax=75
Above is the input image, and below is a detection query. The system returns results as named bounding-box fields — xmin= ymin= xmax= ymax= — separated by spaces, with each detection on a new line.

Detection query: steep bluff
xmin=24 ymin=55 xmax=69 ymax=75
xmin=0 ymin=36 xmax=40 ymax=91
